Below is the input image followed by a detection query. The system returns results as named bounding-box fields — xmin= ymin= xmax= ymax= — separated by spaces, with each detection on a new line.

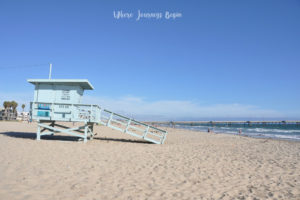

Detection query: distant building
xmin=0 ymin=107 xmax=17 ymax=120
xmin=17 ymin=111 xmax=30 ymax=121
xmin=0 ymin=107 xmax=3 ymax=120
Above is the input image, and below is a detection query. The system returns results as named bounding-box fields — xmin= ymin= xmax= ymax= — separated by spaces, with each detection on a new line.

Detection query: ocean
xmin=162 ymin=122 xmax=300 ymax=141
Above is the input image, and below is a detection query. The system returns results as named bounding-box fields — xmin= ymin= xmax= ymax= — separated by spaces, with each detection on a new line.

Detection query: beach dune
xmin=0 ymin=121 xmax=299 ymax=199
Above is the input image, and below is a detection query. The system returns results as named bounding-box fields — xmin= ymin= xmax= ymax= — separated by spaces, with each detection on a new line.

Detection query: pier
xmin=156 ymin=121 xmax=300 ymax=128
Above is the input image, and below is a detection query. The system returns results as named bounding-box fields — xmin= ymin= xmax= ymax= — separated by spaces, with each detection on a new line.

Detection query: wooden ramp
xmin=98 ymin=109 xmax=168 ymax=144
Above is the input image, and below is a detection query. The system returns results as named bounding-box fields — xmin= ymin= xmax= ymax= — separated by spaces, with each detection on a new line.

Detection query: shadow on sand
xmin=94 ymin=137 xmax=152 ymax=144
xmin=0 ymin=131 xmax=152 ymax=144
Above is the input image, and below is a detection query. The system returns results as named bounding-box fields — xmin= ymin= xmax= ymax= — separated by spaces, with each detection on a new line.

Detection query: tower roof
xmin=27 ymin=79 xmax=94 ymax=90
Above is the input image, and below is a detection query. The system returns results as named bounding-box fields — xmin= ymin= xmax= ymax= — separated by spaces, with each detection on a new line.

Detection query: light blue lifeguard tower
xmin=28 ymin=78 xmax=167 ymax=144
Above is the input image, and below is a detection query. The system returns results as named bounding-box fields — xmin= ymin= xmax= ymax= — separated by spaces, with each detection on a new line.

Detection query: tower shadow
xmin=0 ymin=131 xmax=153 ymax=144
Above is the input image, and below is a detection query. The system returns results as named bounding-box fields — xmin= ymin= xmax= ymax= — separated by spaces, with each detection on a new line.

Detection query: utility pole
xmin=49 ymin=63 xmax=52 ymax=79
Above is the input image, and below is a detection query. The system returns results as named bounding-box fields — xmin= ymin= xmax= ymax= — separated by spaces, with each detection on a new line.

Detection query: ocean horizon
xmin=159 ymin=122 xmax=300 ymax=141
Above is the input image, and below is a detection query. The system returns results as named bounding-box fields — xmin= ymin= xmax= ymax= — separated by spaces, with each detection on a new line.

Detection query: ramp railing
xmin=99 ymin=109 xmax=167 ymax=144
xmin=30 ymin=102 xmax=101 ymax=122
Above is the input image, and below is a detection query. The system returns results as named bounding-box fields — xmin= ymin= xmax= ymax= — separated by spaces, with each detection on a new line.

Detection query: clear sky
xmin=0 ymin=0 xmax=299 ymax=120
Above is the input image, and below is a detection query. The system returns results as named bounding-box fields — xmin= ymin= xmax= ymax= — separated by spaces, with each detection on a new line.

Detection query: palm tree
xmin=11 ymin=101 xmax=17 ymax=112
xmin=7 ymin=101 xmax=12 ymax=111
xmin=21 ymin=104 xmax=26 ymax=120
xmin=4 ymin=101 xmax=12 ymax=120
xmin=11 ymin=101 xmax=18 ymax=120
xmin=2 ymin=101 xmax=19 ymax=120
xmin=3 ymin=101 xmax=8 ymax=110
xmin=3 ymin=101 xmax=8 ymax=120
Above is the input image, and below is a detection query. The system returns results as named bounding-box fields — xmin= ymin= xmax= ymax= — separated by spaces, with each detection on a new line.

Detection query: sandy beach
xmin=0 ymin=121 xmax=299 ymax=200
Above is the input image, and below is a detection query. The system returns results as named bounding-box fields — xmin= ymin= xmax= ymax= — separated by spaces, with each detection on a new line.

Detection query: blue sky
xmin=0 ymin=0 xmax=299 ymax=120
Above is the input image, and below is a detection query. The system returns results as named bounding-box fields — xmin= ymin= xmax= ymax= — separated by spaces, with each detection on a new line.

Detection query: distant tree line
xmin=1 ymin=101 xmax=24 ymax=120
xmin=3 ymin=101 xmax=18 ymax=111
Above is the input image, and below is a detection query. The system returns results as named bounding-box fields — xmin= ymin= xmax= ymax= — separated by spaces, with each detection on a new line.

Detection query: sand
xmin=0 ymin=121 xmax=299 ymax=200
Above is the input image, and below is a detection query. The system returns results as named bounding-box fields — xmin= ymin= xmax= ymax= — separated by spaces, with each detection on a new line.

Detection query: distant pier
xmin=156 ymin=121 xmax=300 ymax=128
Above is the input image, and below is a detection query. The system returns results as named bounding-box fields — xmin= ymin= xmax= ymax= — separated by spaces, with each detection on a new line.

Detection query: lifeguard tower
xmin=28 ymin=79 xmax=100 ymax=142
xmin=28 ymin=79 xmax=168 ymax=144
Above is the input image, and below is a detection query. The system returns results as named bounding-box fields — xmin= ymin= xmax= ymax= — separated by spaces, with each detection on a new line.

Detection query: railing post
xmin=37 ymin=120 xmax=41 ymax=140
xmin=107 ymin=112 xmax=113 ymax=126
xmin=51 ymin=103 xmax=54 ymax=120
xmin=143 ymin=126 xmax=149 ymax=139
xmin=161 ymin=131 xmax=168 ymax=144
xmin=84 ymin=122 xmax=88 ymax=143
xmin=98 ymin=107 xmax=102 ymax=123
xmin=125 ymin=119 xmax=132 ymax=133
xmin=90 ymin=105 xmax=92 ymax=122
xmin=71 ymin=104 xmax=74 ymax=120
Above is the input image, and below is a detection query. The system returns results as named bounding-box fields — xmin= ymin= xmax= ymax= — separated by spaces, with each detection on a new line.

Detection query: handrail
xmin=103 ymin=109 xmax=166 ymax=133
xmin=32 ymin=101 xmax=100 ymax=108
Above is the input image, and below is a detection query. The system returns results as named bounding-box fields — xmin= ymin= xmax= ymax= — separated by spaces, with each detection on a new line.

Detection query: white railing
xmin=31 ymin=102 xmax=100 ymax=122
xmin=99 ymin=109 xmax=167 ymax=144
